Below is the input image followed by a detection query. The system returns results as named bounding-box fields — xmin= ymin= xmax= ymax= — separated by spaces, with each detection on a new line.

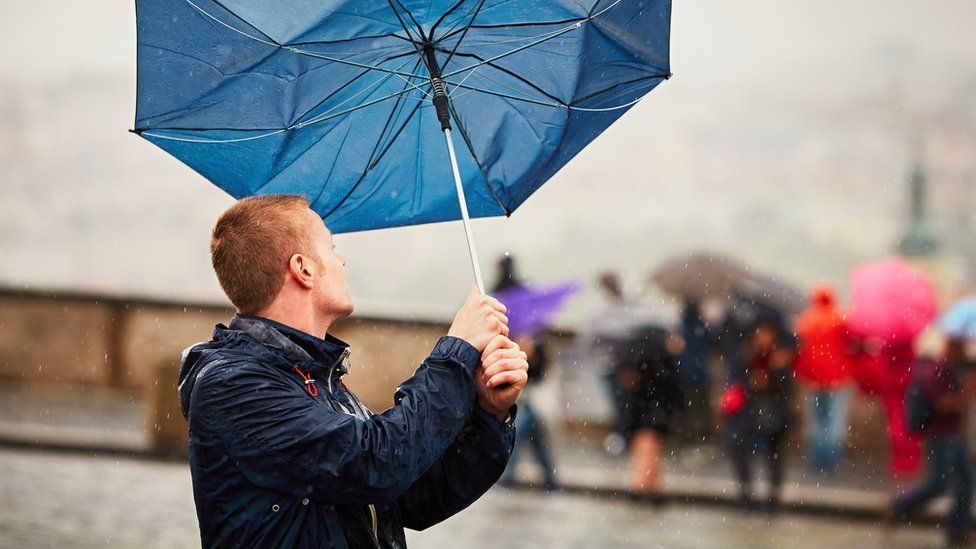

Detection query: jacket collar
xmin=226 ymin=314 xmax=350 ymax=375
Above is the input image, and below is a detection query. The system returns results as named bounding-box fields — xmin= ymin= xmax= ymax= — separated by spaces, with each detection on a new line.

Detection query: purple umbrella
xmin=494 ymin=282 xmax=581 ymax=338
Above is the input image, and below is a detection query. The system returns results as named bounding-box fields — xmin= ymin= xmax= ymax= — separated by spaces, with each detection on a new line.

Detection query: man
xmin=178 ymin=195 xmax=528 ymax=548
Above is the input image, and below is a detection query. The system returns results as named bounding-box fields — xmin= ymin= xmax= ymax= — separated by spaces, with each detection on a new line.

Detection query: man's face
xmin=304 ymin=209 xmax=354 ymax=320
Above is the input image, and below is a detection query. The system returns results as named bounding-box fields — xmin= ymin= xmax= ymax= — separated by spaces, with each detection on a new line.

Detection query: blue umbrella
xmin=134 ymin=0 xmax=671 ymax=291
xmin=939 ymin=296 xmax=976 ymax=340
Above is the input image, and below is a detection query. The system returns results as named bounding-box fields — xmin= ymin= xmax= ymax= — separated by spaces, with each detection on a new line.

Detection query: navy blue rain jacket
xmin=178 ymin=315 xmax=515 ymax=548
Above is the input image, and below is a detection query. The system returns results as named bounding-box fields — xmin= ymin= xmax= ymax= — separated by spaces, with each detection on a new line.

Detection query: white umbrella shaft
xmin=443 ymin=128 xmax=486 ymax=294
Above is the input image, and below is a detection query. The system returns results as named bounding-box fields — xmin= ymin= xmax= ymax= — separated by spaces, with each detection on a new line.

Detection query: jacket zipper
xmin=326 ymin=348 xmax=354 ymax=415
xmin=369 ymin=504 xmax=379 ymax=544
xmin=323 ymin=348 xmax=378 ymax=544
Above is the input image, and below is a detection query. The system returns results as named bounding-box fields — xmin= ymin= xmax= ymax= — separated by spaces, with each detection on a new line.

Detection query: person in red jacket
xmin=794 ymin=283 xmax=853 ymax=473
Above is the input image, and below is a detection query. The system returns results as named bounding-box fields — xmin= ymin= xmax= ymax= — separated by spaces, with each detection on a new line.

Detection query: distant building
xmin=897 ymin=161 xmax=939 ymax=257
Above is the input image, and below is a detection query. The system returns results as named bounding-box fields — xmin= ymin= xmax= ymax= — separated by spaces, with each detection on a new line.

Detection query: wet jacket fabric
xmin=795 ymin=284 xmax=851 ymax=389
xmin=730 ymin=347 xmax=794 ymax=437
xmin=178 ymin=315 xmax=515 ymax=548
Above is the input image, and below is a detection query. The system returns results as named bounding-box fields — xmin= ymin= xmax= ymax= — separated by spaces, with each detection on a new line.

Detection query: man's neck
xmin=255 ymin=303 xmax=336 ymax=339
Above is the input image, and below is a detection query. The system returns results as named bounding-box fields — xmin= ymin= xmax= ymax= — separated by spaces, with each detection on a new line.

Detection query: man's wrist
xmin=477 ymin=397 xmax=509 ymax=421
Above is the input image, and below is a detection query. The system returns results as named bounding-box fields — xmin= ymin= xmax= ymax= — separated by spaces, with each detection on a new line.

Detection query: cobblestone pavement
xmin=0 ymin=448 xmax=946 ymax=548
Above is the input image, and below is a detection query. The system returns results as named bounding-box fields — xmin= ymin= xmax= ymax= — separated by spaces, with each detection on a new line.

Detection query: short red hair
xmin=210 ymin=195 xmax=317 ymax=314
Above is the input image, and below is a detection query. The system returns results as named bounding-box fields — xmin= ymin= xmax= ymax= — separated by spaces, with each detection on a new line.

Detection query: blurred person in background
xmin=794 ymin=283 xmax=853 ymax=474
xmin=722 ymin=318 xmax=795 ymax=514
xmin=499 ymin=335 xmax=558 ymax=491
xmin=890 ymin=335 xmax=973 ymax=545
xmin=492 ymin=255 xmax=559 ymax=491
xmin=678 ymin=298 xmax=712 ymax=442
xmin=493 ymin=254 xmax=520 ymax=294
xmin=627 ymin=327 xmax=685 ymax=505
xmin=591 ymin=272 xmax=644 ymax=456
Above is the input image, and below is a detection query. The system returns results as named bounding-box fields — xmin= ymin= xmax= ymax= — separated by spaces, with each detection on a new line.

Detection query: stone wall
xmin=0 ymin=289 xmax=892 ymax=458
xmin=0 ymin=289 xmax=451 ymax=411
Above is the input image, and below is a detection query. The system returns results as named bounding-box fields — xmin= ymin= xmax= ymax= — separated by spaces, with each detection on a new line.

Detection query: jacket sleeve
xmin=190 ymin=336 xmax=480 ymax=506
xmin=397 ymin=405 xmax=516 ymax=530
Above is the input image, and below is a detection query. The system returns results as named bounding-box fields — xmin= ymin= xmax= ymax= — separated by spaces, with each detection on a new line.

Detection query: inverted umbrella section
xmin=134 ymin=0 xmax=671 ymax=291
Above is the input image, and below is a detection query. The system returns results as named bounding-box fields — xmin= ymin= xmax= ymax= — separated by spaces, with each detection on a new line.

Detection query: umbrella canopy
xmin=133 ymin=0 xmax=672 ymax=234
xmin=493 ymin=281 xmax=580 ymax=338
xmin=938 ymin=296 xmax=976 ymax=340
xmin=737 ymin=273 xmax=806 ymax=315
xmin=652 ymin=252 xmax=751 ymax=300
xmin=848 ymin=257 xmax=937 ymax=344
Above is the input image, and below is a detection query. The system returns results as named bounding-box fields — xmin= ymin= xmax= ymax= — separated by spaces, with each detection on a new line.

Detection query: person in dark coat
xmin=491 ymin=255 xmax=558 ymax=490
xmin=679 ymin=299 xmax=711 ymax=441
xmin=724 ymin=319 xmax=795 ymax=514
xmin=626 ymin=327 xmax=685 ymax=502
xmin=889 ymin=337 xmax=973 ymax=545
xmin=499 ymin=335 xmax=558 ymax=490
xmin=180 ymin=195 xmax=529 ymax=548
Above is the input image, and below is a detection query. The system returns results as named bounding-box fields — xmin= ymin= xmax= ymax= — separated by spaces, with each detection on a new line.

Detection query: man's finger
xmin=482 ymin=347 xmax=523 ymax=367
xmin=482 ymin=359 xmax=529 ymax=382
xmin=482 ymin=334 xmax=510 ymax=358
xmin=489 ymin=309 xmax=509 ymax=326
xmin=487 ymin=369 xmax=527 ymax=389
xmin=482 ymin=294 xmax=507 ymax=314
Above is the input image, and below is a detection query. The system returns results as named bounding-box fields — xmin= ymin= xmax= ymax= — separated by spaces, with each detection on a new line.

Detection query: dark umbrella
xmin=652 ymin=252 xmax=751 ymax=299
xmin=737 ymin=273 xmax=806 ymax=315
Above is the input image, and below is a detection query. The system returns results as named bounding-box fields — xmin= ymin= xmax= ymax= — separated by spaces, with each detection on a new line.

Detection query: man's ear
xmin=288 ymin=253 xmax=316 ymax=289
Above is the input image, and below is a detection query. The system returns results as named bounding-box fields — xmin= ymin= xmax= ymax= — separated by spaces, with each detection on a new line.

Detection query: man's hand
xmin=447 ymin=284 xmax=509 ymax=352
xmin=477 ymin=335 xmax=528 ymax=420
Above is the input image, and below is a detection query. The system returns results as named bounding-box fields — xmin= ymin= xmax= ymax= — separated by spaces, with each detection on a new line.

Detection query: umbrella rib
xmin=140 ymin=85 xmax=426 ymax=143
xmin=441 ymin=0 xmax=622 ymax=79
xmin=444 ymin=79 xmax=562 ymax=108
xmin=388 ymin=0 xmax=428 ymax=43
xmin=273 ymin=60 xmax=427 ymax=209
xmin=283 ymin=32 xmax=401 ymax=48
xmin=292 ymin=53 xmax=418 ymax=128
xmin=362 ymin=59 xmax=427 ymax=173
xmin=190 ymin=0 xmax=280 ymax=46
xmin=293 ymin=82 xmax=425 ymax=130
xmin=322 ymin=95 xmax=425 ymax=219
xmin=292 ymin=50 xmax=420 ymax=126
xmin=439 ymin=0 xmax=486 ymax=73
xmin=569 ymin=74 xmax=668 ymax=107
xmin=139 ymin=129 xmax=288 ymax=144
xmin=384 ymin=0 xmax=432 ymax=92
xmin=182 ymin=0 xmax=426 ymax=80
xmin=438 ymin=16 xmax=587 ymax=43
xmin=431 ymin=0 xmax=481 ymax=41
xmin=273 ymin=61 xmax=426 ymax=203
xmin=437 ymin=48 xmax=563 ymax=104
xmin=447 ymin=103 xmax=511 ymax=216
xmin=429 ymin=0 xmax=467 ymax=37
xmin=445 ymin=74 xmax=667 ymax=112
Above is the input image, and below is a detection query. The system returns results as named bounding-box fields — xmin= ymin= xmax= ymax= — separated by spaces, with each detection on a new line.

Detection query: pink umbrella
xmin=848 ymin=257 xmax=937 ymax=344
